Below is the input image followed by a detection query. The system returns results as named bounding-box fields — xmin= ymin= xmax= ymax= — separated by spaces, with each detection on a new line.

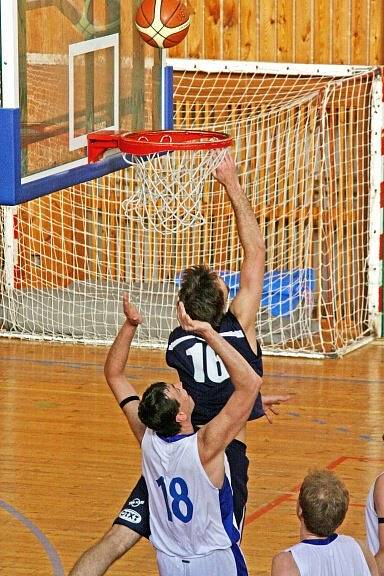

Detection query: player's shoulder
xmin=271 ymin=550 xmax=299 ymax=576
xmin=373 ymin=471 xmax=384 ymax=508
xmin=219 ymin=310 xmax=243 ymax=332
xmin=167 ymin=325 xmax=201 ymax=350
xmin=168 ymin=325 xmax=184 ymax=341
xmin=374 ymin=471 xmax=384 ymax=489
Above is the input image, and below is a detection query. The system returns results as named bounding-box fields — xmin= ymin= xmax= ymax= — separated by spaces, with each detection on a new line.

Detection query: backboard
xmin=0 ymin=0 xmax=163 ymax=204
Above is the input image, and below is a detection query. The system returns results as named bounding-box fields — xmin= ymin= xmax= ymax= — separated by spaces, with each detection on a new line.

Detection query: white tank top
xmin=365 ymin=472 xmax=384 ymax=554
xmin=141 ymin=428 xmax=240 ymax=557
xmin=287 ymin=534 xmax=371 ymax=575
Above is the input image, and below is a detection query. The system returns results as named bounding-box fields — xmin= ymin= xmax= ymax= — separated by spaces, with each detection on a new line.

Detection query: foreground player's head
xmin=138 ymin=381 xmax=194 ymax=436
xmin=178 ymin=265 xmax=229 ymax=328
xmin=298 ymin=469 xmax=349 ymax=537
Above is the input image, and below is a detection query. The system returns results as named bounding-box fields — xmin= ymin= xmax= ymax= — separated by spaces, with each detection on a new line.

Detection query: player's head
xmin=178 ymin=265 xmax=229 ymax=328
xmin=298 ymin=469 xmax=349 ymax=537
xmin=138 ymin=381 xmax=194 ymax=436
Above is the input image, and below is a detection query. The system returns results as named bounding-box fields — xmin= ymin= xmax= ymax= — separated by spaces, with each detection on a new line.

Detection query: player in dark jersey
xmin=69 ymin=152 xmax=289 ymax=575
xmin=166 ymin=263 xmax=265 ymax=527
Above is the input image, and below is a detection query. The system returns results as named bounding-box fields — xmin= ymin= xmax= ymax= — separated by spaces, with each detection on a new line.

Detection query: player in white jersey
xmin=68 ymin=152 xmax=287 ymax=575
xmin=365 ymin=468 xmax=384 ymax=575
xmin=271 ymin=469 xmax=377 ymax=576
xmin=101 ymin=293 xmax=262 ymax=575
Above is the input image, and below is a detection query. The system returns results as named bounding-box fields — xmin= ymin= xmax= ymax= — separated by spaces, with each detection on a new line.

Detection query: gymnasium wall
xmin=24 ymin=1 xmax=384 ymax=66
xmin=169 ymin=0 xmax=384 ymax=66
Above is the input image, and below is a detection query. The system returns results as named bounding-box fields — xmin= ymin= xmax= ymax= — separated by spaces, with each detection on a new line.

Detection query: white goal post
xmin=0 ymin=60 xmax=382 ymax=357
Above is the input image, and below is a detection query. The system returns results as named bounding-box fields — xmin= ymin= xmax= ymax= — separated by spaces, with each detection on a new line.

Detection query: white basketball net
xmin=122 ymin=147 xmax=228 ymax=234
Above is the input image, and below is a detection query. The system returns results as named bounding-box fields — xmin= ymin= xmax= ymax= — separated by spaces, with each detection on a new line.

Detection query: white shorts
xmin=156 ymin=546 xmax=248 ymax=576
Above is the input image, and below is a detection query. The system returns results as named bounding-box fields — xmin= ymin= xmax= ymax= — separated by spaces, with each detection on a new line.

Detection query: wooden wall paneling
xmin=351 ymin=0 xmax=368 ymax=65
xmin=259 ymin=0 xmax=277 ymax=62
xmin=313 ymin=0 xmax=331 ymax=63
xmin=295 ymin=0 xmax=312 ymax=63
xmin=332 ymin=0 xmax=351 ymax=64
xmin=26 ymin=4 xmax=80 ymax=53
xmin=369 ymin=0 xmax=384 ymax=64
xmin=277 ymin=0 xmax=294 ymax=62
xmin=239 ymin=0 xmax=258 ymax=60
xmin=205 ymin=0 xmax=222 ymax=59
xmin=185 ymin=0 xmax=205 ymax=59
xmin=132 ymin=0 xmax=146 ymax=131
xmin=223 ymin=0 xmax=239 ymax=59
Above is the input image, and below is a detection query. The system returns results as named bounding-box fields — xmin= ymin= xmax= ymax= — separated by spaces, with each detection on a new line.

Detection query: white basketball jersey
xmin=287 ymin=534 xmax=371 ymax=575
xmin=141 ymin=428 xmax=241 ymax=558
xmin=365 ymin=472 xmax=384 ymax=554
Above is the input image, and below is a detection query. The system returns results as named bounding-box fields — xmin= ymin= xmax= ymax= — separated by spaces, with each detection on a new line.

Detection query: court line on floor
xmin=245 ymin=455 xmax=384 ymax=527
xmin=0 ymin=499 xmax=64 ymax=575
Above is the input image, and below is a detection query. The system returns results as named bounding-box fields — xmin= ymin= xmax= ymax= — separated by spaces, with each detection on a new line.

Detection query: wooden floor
xmin=0 ymin=337 xmax=383 ymax=575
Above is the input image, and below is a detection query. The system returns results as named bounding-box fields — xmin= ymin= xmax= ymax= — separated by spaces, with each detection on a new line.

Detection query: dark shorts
xmin=113 ymin=438 xmax=249 ymax=539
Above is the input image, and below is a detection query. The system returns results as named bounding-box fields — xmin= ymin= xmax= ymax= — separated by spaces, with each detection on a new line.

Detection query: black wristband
xmin=119 ymin=395 xmax=140 ymax=408
xmin=378 ymin=517 xmax=384 ymax=524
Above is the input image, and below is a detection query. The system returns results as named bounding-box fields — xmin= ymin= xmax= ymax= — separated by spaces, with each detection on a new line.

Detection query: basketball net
xmin=122 ymin=147 xmax=228 ymax=234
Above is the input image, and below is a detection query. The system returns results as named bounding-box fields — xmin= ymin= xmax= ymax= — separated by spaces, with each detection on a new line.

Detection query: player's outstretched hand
xmin=212 ymin=151 xmax=239 ymax=188
xmin=177 ymin=301 xmax=212 ymax=337
xmin=262 ymin=394 xmax=292 ymax=424
xmin=122 ymin=292 xmax=143 ymax=326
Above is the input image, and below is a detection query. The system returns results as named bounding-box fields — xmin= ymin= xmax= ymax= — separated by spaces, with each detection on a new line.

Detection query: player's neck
xmin=179 ymin=420 xmax=195 ymax=435
xmin=300 ymin=523 xmax=331 ymax=541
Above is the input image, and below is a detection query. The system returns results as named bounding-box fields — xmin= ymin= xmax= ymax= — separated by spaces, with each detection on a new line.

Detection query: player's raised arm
xmin=176 ymin=302 xmax=261 ymax=474
xmin=104 ymin=293 xmax=146 ymax=445
xmin=214 ymin=152 xmax=265 ymax=349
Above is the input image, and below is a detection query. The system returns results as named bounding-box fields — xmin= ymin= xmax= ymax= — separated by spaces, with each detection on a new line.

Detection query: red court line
xmin=245 ymin=455 xmax=384 ymax=526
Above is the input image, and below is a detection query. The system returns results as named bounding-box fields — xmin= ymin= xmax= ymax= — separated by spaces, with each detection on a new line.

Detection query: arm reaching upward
xmin=104 ymin=293 xmax=146 ymax=444
xmin=177 ymin=302 xmax=261 ymax=484
xmin=214 ymin=152 xmax=265 ymax=350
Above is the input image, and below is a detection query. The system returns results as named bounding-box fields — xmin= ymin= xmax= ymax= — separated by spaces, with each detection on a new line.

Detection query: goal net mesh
xmin=0 ymin=62 xmax=379 ymax=356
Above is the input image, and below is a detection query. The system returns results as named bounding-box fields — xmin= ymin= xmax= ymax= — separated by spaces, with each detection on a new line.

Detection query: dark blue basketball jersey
xmin=166 ymin=310 xmax=264 ymax=426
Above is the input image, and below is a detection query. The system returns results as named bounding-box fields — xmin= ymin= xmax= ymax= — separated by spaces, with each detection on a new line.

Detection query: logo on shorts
xmin=119 ymin=508 xmax=142 ymax=524
xmin=129 ymin=498 xmax=144 ymax=508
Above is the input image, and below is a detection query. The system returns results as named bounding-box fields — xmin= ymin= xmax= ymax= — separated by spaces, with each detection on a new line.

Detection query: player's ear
xmin=296 ymin=500 xmax=302 ymax=520
xmin=176 ymin=410 xmax=187 ymax=423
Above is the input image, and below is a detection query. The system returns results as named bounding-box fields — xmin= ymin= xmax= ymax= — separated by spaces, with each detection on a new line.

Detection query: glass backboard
xmin=0 ymin=0 xmax=162 ymax=204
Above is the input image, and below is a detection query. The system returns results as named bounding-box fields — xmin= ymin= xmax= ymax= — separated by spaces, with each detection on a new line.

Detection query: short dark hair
xmin=178 ymin=265 xmax=225 ymax=328
xmin=138 ymin=382 xmax=181 ymax=436
xmin=299 ymin=469 xmax=349 ymax=537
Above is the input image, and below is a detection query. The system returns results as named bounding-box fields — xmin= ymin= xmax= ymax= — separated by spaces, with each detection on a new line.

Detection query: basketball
xmin=135 ymin=0 xmax=190 ymax=49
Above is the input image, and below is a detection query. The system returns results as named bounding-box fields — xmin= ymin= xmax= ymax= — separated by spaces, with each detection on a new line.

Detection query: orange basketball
xmin=135 ymin=0 xmax=191 ymax=49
